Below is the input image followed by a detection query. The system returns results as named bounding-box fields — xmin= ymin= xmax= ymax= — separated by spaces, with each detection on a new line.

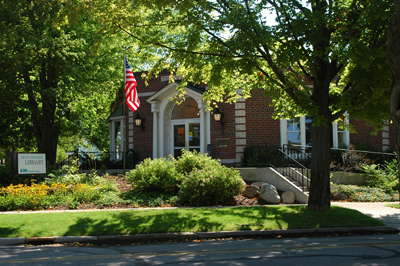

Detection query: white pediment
xmin=146 ymin=82 xmax=204 ymax=104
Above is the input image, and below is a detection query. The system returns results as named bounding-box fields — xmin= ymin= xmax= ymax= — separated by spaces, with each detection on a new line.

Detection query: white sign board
xmin=18 ymin=153 xmax=46 ymax=174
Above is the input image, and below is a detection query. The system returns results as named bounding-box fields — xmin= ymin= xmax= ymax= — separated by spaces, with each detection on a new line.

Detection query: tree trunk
xmin=25 ymin=58 xmax=59 ymax=167
xmin=308 ymin=120 xmax=332 ymax=211
xmin=387 ymin=0 xmax=400 ymax=204
xmin=38 ymin=95 xmax=58 ymax=166
xmin=308 ymin=77 xmax=332 ymax=211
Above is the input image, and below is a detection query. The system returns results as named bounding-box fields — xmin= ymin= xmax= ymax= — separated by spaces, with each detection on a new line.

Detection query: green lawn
xmin=386 ymin=203 xmax=400 ymax=209
xmin=0 ymin=206 xmax=384 ymax=238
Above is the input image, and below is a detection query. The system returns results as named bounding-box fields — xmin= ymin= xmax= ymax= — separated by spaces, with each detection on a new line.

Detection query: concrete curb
xmin=1 ymin=226 xmax=398 ymax=246
xmin=97 ymin=232 xmax=197 ymax=245
xmin=0 ymin=238 xmax=25 ymax=246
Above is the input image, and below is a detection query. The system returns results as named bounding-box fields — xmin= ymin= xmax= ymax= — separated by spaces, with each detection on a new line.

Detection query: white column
xmin=280 ymin=119 xmax=287 ymax=147
xmin=151 ymin=101 xmax=160 ymax=159
xmin=199 ymin=102 xmax=207 ymax=154
xmin=300 ymin=116 xmax=306 ymax=149
xmin=332 ymin=123 xmax=338 ymax=148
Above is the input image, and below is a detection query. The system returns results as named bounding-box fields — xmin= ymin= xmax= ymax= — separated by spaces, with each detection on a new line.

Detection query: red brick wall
xmin=209 ymin=90 xmax=280 ymax=161
xmin=245 ymin=91 xmax=280 ymax=147
xmin=128 ymin=98 xmax=153 ymax=161
xmin=134 ymin=70 xmax=171 ymax=93
xmin=350 ymin=119 xmax=396 ymax=151
xmin=210 ymin=102 xmax=237 ymax=159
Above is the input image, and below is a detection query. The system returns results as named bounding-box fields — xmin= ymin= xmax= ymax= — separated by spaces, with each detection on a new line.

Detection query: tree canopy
xmin=108 ymin=0 xmax=394 ymax=210
xmin=0 ymin=0 xmax=124 ymax=163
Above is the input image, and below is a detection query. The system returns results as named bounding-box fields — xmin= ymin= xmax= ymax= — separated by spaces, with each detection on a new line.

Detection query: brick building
xmin=108 ymin=71 xmax=396 ymax=165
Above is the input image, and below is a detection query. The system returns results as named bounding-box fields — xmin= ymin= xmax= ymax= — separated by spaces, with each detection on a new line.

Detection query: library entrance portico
xmin=147 ymin=83 xmax=210 ymax=159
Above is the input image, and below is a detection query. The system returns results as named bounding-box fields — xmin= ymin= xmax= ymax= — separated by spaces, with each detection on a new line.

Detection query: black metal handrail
xmin=59 ymin=151 xmax=137 ymax=170
xmin=281 ymin=144 xmax=311 ymax=168
xmin=242 ymin=143 xmax=310 ymax=192
xmin=274 ymin=148 xmax=310 ymax=192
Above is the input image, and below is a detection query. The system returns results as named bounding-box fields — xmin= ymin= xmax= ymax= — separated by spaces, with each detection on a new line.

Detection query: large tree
xmin=109 ymin=0 xmax=393 ymax=210
xmin=387 ymin=0 xmax=400 ymax=198
xmin=0 ymin=0 xmax=123 ymax=164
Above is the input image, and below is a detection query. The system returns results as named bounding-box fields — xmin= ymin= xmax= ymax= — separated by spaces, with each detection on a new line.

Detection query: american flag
xmin=124 ymin=55 xmax=140 ymax=112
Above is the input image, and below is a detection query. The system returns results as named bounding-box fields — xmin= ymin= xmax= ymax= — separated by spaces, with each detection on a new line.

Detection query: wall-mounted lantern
xmin=213 ymin=108 xmax=224 ymax=126
xmin=135 ymin=113 xmax=145 ymax=131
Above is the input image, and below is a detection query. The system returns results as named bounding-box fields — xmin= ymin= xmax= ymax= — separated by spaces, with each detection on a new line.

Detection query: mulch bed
xmin=34 ymin=176 xmax=285 ymax=212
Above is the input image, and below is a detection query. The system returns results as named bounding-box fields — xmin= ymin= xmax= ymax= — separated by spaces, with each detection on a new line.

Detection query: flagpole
xmin=123 ymin=47 xmax=128 ymax=175
xmin=123 ymin=46 xmax=137 ymax=175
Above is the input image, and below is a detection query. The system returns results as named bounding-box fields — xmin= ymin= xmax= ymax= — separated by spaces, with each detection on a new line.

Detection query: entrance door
xmin=172 ymin=121 xmax=200 ymax=157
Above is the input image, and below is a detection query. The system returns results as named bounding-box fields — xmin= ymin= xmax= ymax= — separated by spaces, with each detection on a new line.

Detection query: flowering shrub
xmin=0 ymin=179 xmax=107 ymax=211
xmin=0 ymin=166 xmax=119 ymax=211
xmin=0 ymin=182 xmax=50 ymax=210
xmin=179 ymin=166 xmax=245 ymax=206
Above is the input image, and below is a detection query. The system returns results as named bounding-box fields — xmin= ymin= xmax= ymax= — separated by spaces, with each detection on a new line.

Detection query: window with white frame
xmin=280 ymin=116 xmax=349 ymax=149
xmin=286 ymin=117 xmax=301 ymax=145
xmin=109 ymin=118 xmax=124 ymax=161
xmin=332 ymin=118 xmax=350 ymax=148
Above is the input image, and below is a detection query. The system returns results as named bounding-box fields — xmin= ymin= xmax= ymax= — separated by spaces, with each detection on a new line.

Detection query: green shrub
xmin=331 ymin=184 xmax=399 ymax=202
xmin=126 ymin=157 xmax=184 ymax=195
xmin=362 ymin=159 xmax=399 ymax=193
xmin=93 ymin=191 xmax=122 ymax=206
xmin=125 ymin=150 xmax=246 ymax=207
xmin=179 ymin=166 xmax=245 ymax=206
xmin=119 ymin=189 xmax=180 ymax=207
xmin=45 ymin=166 xmax=118 ymax=193
xmin=175 ymin=150 xmax=220 ymax=174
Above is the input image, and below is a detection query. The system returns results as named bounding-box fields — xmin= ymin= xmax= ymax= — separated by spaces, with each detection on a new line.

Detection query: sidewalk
xmin=1 ymin=202 xmax=399 ymax=246
xmin=332 ymin=202 xmax=400 ymax=230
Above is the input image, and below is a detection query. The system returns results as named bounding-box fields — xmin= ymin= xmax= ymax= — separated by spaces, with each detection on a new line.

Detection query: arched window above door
xmin=171 ymin=97 xmax=200 ymax=120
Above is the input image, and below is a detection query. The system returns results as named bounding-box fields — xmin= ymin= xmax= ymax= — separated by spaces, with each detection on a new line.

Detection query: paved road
xmin=1 ymin=234 xmax=400 ymax=266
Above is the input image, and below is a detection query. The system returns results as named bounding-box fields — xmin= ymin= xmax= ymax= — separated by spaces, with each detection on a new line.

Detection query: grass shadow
xmin=65 ymin=206 xmax=385 ymax=237
xmin=0 ymin=227 xmax=20 ymax=238
xmin=0 ymin=205 xmax=386 ymax=238
xmin=65 ymin=209 xmax=225 ymax=236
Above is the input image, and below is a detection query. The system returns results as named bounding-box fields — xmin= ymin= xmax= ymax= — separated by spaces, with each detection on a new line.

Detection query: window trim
xmin=109 ymin=116 xmax=124 ymax=161
xmin=280 ymin=116 xmax=349 ymax=149
xmin=280 ymin=116 xmax=307 ymax=148
xmin=332 ymin=118 xmax=350 ymax=148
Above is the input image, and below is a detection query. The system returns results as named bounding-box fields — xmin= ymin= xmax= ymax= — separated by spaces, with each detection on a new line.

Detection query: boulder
xmin=332 ymin=192 xmax=349 ymax=200
xmin=251 ymin=181 xmax=265 ymax=188
xmin=282 ymin=191 xmax=296 ymax=204
xmin=243 ymin=185 xmax=260 ymax=198
xmin=260 ymin=183 xmax=281 ymax=204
